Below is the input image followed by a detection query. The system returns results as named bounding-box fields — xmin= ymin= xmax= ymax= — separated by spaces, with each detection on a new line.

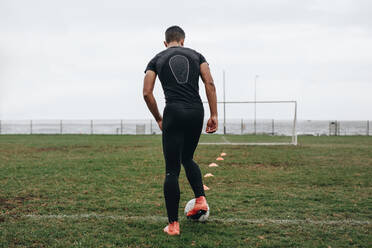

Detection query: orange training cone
xmin=216 ymin=157 xmax=224 ymax=161
xmin=204 ymin=173 xmax=214 ymax=178
xmin=209 ymin=163 xmax=218 ymax=167
xmin=220 ymin=152 xmax=227 ymax=156
xmin=203 ymin=184 xmax=210 ymax=190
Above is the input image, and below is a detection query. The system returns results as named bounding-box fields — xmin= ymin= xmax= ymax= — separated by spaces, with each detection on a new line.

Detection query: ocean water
xmin=0 ymin=119 xmax=370 ymax=136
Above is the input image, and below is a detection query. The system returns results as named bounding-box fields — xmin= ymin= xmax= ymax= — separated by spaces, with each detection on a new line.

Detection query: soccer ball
xmin=184 ymin=198 xmax=210 ymax=222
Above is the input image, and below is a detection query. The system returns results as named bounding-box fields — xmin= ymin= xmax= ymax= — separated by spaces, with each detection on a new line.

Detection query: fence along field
xmin=0 ymin=119 xmax=370 ymax=136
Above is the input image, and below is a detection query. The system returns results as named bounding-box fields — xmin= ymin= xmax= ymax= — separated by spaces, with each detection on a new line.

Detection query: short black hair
xmin=165 ymin=26 xmax=185 ymax=43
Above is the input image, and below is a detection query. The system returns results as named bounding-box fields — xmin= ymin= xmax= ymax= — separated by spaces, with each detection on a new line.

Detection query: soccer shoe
xmin=186 ymin=196 xmax=208 ymax=219
xmin=163 ymin=221 xmax=180 ymax=236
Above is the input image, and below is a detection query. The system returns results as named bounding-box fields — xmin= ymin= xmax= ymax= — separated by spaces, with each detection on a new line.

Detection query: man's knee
xmin=164 ymin=172 xmax=180 ymax=195
xmin=181 ymin=157 xmax=189 ymax=163
xmin=181 ymin=157 xmax=194 ymax=166
xmin=164 ymin=172 xmax=179 ymax=183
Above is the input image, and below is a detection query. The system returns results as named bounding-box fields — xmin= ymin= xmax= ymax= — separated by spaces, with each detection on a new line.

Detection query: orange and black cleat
xmin=163 ymin=221 xmax=180 ymax=236
xmin=186 ymin=196 xmax=208 ymax=220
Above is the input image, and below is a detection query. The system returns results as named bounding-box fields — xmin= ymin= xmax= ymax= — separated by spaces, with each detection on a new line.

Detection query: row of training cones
xmin=216 ymin=152 xmax=227 ymax=161
xmin=203 ymin=152 xmax=227 ymax=190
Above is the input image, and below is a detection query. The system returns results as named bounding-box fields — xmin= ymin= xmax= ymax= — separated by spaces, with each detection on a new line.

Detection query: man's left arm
xmin=143 ymin=70 xmax=162 ymax=130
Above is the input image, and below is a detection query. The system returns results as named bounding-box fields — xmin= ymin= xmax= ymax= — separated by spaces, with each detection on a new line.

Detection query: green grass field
xmin=0 ymin=135 xmax=371 ymax=247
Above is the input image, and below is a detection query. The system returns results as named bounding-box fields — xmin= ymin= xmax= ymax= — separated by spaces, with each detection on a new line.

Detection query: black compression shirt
xmin=145 ymin=46 xmax=207 ymax=106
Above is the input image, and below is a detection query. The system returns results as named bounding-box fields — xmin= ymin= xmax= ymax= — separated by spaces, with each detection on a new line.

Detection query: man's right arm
xmin=200 ymin=62 xmax=218 ymax=133
xmin=143 ymin=70 xmax=163 ymax=130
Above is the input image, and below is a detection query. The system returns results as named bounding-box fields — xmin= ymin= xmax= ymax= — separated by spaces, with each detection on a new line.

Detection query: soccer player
xmin=143 ymin=26 xmax=218 ymax=235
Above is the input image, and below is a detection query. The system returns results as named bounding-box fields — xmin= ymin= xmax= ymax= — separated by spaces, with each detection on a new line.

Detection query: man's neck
xmin=167 ymin=42 xmax=182 ymax=48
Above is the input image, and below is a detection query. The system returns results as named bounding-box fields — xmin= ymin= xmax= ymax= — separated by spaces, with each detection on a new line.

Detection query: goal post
xmin=199 ymin=100 xmax=298 ymax=146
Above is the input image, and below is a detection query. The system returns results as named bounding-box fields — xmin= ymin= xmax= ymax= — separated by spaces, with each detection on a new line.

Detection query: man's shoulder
xmin=181 ymin=47 xmax=203 ymax=56
xmin=184 ymin=46 xmax=198 ymax=52
xmin=156 ymin=47 xmax=202 ymax=56
xmin=150 ymin=47 xmax=204 ymax=63
xmin=150 ymin=49 xmax=168 ymax=60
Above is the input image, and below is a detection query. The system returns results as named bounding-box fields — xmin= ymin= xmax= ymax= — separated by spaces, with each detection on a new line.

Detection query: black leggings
xmin=162 ymin=103 xmax=205 ymax=223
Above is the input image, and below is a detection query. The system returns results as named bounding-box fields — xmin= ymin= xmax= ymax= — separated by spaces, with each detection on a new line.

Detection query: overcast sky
xmin=1 ymin=0 xmax=371 ymax=120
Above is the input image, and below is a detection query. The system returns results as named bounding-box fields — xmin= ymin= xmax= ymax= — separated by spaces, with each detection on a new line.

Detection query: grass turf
xmin=0 ymin=135 xmax=371 ymax=247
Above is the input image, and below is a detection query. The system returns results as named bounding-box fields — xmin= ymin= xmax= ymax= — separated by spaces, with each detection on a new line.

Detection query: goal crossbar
xmin=200 ymin=100 xmax=298 ymax=146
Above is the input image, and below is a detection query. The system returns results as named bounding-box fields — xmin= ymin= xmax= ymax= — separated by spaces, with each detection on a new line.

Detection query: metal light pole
xmin=223 ymin=70 xmax=226 ymax=135
xmin=254 ymin=75 xmax=259 ymax=135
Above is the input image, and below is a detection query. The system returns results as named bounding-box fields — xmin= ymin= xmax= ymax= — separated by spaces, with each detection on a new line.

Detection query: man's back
xmin=145 ymin=46 xmax=207 ymax=106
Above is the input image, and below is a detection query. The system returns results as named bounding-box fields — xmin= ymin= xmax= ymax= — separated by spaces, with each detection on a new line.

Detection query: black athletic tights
xmin=162 ymin=103 xmax=205 ymax=223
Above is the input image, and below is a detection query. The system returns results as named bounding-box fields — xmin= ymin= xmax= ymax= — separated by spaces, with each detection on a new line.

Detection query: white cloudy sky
xmin=1 ymin=0 xmax=371 ymax=120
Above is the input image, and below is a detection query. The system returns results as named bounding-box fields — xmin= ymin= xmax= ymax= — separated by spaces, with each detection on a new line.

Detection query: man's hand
xmin=157 ymin=119 xmax=163 ymax=131
xmin=206 ymin=116 xmax=218 ymax=133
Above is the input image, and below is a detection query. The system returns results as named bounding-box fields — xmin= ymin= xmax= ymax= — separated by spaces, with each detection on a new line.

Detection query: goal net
xmin=199 ymin=101 xmax=298 ymax=145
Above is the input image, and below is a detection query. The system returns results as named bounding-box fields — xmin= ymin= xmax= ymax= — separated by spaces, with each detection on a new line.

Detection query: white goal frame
xmin=199 ymin=100 xmax=298 ymax=146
